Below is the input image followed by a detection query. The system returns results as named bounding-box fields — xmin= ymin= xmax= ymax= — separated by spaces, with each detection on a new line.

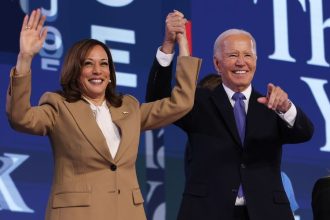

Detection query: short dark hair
xmin=59 ymin=39 xmax=122 ymax=107
xmin=198 ymin=74 xmax=222 ymax=90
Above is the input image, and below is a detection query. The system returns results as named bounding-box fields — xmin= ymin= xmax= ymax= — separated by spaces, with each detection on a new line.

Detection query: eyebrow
xmin=225 ymin=51 xmax=254 ymax=55
xmin=84 ymin=58 xmax=109 ymax=61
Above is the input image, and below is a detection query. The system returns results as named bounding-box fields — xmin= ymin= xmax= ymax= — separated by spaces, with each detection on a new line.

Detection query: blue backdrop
xmin=0 ymin=1 xmax=329 ymax=220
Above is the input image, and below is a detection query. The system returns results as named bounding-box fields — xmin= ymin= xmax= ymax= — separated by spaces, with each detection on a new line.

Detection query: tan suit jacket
xmin=6 ymin=56 xmax=201 ymax=220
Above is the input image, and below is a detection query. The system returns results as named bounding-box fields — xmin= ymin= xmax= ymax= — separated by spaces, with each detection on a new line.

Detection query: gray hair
xmin=213 ymin=29 xmax=257 ymax=57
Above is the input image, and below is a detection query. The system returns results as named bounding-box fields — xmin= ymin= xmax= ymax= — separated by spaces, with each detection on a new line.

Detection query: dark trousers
xmin=234 ymin=206 xmax=250 ymax=220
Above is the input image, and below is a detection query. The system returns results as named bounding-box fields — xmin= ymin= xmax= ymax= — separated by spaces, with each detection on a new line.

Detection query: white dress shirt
xmin=156 ymin=47 xmax=174 ymax=67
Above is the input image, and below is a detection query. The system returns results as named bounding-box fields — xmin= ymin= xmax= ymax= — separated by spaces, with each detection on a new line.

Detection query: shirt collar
xmin=222 ymin=83 xmax=252 ymax=102
xmin=82 ymin=96 xmax=107 ymax=110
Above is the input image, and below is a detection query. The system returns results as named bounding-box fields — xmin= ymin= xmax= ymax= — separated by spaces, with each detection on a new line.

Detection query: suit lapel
xmin=210 ymin=86 xmax=242 ymax=147
xmin=245 ymin=89 xmax=264 ymax=140
xmin=64 ymin=100 xmax=113 ymax=163
xmin=108 ymin=102 xmax=133 ymax=163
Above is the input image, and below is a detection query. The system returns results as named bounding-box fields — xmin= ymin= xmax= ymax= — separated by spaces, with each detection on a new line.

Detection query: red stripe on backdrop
xmin=185 ymin=20 xmax=192 ymax=55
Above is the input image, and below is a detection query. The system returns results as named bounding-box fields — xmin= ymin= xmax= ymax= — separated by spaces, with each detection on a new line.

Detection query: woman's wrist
xmin=15 ymin=52 xmax=33 ymax=76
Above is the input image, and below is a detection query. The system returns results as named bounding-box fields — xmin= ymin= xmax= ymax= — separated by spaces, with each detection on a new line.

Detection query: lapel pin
xmin=122 ymin=111 xmax=129 ymax=114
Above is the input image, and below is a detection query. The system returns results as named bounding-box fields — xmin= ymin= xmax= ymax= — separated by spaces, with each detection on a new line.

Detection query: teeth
xmin=234 ymin=70 xmax=246 ymax=74
xmin=89 ymin=79 xmax=103 ymax=84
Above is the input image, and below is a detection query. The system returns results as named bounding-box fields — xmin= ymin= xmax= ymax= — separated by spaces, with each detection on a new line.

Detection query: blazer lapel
xmin=108 ymin=102 xmax=133 ymax=163
xmin=63 ymin=100 xmax=113 ymax=163
xmin=245 ymin=89 xmax=264 ymax=140
xmin=210 ymin=86 xmax=242 ymax=147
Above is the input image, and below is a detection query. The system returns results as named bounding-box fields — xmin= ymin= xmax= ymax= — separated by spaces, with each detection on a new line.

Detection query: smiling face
xmin=213 ymin=32 xmax=257 ymax=92
xmin=79 ymin=45 xmax=111 ymax=104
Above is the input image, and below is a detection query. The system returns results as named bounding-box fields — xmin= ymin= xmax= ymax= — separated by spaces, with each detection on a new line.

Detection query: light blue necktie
xmin=232 ymin=92 xmax=246 ymax=144
xmin=232 ymin=92 xmax=246 ymax=198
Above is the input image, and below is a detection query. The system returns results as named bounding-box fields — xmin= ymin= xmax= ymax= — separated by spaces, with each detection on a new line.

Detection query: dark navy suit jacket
xmin=312 ymin=176 xmax=330 ymax=220
xmin=146 ymin=58 xmax=314 ymax=220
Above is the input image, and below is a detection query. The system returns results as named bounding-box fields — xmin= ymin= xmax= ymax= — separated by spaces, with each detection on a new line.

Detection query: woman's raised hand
xmin=15 ymin=9 xmax=47 ymax=75
xmin=19 ymin=8 xmax=47 ymax=58
xmin=173 ymin=10 xmax=189 ymax=57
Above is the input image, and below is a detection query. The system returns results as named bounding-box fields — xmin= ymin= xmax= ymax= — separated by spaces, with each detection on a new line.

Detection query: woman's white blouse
xmin=86 ymin=99 xmax=121 ymax=158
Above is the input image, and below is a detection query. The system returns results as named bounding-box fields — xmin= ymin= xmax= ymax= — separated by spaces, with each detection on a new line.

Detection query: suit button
xmin=110 ymin=164 xmax=117 ymax=171
xmin=241 ymin=163 xmax=246 ymax=169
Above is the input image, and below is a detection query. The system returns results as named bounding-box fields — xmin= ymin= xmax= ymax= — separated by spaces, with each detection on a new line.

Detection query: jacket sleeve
xmin=145 ymin=58 xmax=173 ymax=102
xmin=279 ymin=106 xmax=314 ymax=143
xmin=6 ymin=68 xmax=59 ymax=136
xmin=140 ymin=56 xmax=201 ymax=131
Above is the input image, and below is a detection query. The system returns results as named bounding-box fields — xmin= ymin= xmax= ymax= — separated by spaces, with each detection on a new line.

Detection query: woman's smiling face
xmin=79 ymin=45 xmax=111 ymax=102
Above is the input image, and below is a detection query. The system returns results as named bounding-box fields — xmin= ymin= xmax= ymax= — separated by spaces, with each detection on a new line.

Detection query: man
xmin=146 ymin=11 xmax=314 ymax=220
xmin=312 ymin=176 xmax=330 ymax=220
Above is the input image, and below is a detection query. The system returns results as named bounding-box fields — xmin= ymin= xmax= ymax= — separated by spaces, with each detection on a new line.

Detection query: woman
xmin=6 ymin=9 xmax=201 ymax=220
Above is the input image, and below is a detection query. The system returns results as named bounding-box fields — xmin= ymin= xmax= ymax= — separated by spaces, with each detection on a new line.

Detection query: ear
xmin=213 ymin=56 xmax=221 ymax=74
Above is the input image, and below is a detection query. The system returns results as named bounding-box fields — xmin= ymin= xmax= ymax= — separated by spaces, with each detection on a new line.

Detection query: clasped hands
xmin=161 ymin=10 xmax=189 ymax=56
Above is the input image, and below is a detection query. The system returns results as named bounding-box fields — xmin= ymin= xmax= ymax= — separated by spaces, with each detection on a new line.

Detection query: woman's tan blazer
xmin=6 ymin=56 xmax=201 ymax=220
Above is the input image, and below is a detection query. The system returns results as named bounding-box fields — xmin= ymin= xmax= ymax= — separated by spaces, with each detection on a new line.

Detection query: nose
xmin=93 ymin=63 xmax=102 ymax=74
xmin=235 ymin=55 xmax=245 ymax=66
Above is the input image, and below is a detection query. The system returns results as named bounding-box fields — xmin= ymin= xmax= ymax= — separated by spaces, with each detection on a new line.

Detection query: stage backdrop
xmin=0 ymin=1 xmax=329 ymax=220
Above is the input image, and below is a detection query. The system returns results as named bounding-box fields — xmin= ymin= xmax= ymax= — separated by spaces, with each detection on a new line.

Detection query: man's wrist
xmin=276 ymin=99 xmax=292 ymax=114
xmin=286 ymin=99 xmax=292 ymax=111
xmin=161 ymin=41 xmax=175 ymax=54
